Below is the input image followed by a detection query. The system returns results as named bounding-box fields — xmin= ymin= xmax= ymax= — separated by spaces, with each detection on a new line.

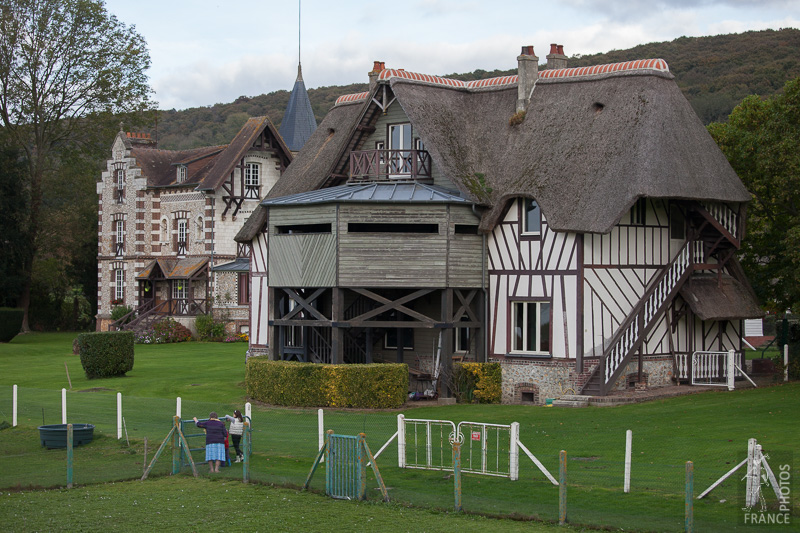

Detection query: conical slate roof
xmin=279 ymin=64 xmax=317 ymax=151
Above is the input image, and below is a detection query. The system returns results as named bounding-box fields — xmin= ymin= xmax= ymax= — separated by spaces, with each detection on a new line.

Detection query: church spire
xmin=279 ymin=0 xmax=316 ymax=152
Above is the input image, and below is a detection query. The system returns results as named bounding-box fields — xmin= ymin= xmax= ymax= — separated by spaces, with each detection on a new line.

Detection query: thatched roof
xmin=262 ymin=61 xmax=751 ymax=234
xmin=679 ymin=274 xmax=764 ymax=320
xmin=266 ymin=100 xmax=364 ymax=198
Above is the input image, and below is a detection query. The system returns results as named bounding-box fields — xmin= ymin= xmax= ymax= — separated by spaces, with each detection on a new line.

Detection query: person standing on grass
xmin=193 ymin=412 xmax=227 ymax=473
xmin=221 ymin=410 xmax=247 ymax=463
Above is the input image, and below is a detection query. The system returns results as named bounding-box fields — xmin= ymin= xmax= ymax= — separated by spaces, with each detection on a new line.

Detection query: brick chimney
xmin=517 ymin=45 xmax=538 ymax=113
xmin=369 ymin=61 xmax=386 ymax=91
xmin=546 ymin=44 xmax=568 ymax=70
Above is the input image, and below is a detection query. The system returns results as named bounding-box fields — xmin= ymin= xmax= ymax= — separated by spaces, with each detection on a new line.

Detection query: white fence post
xmin=117 ymin=392 xmax=122 ymax=439
xmin=245 ymin=402 xmax=251 ymax=421
xmin=727 ymin=349 xmax=735 ymax=390
xmin=785 ymin=345 xmax=790 ymax=382
xmin=61 ymin=388 xmax=67 ymax=424
xmin=397 ymin=414 xmax=406 ymax=468
xmin=12 ymin=384 xmax=17 ymax=427
xmin=624 ymin=429 xmax=632 ymax=493
xmin=510 ymin=422 xmax=519 ymax=481
xmin=318 ymin=408 xmax=324 ymax=460
xmin=176 ymin=396 xmax=181 ymax=418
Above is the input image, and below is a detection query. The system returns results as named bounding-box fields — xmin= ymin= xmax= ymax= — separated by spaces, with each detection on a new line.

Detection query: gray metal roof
xmin=210 ymin=258 xmax=250 ymax=272
xmin=260 ymin=182 xmax=471 ymax=206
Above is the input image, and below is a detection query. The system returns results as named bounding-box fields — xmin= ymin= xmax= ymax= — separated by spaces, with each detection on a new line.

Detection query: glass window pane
xmin=525 ymin=199 xmax=541 ymax=233
xmin=526 ymin=302 xmax=538 ymax=352
xmin=539 ymin=302 xmax=551 ymax=353
xmin=513 ymin=302 xmax=524 ymax=351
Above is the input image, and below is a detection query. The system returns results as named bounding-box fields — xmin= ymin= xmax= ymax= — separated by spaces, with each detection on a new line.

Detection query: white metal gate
xmin=397 ymin=416 xmax=519 ymax=480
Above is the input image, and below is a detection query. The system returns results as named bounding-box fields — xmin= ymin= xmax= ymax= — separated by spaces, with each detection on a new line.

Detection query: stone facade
xmin=500 ymin=355 xmax=674 ymax=404
xmin=96 ymin=121 xmax=290 ymax=334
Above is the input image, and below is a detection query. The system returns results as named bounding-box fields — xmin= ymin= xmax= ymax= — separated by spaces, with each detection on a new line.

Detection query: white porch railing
xmin=700 ymin=202 xmax=739 ymax=240
xmin=604 ymin=241 xmax=695 ymax=385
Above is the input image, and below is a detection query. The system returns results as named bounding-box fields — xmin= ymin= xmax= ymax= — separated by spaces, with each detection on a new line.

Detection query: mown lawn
xmin=0 ymin=476 xmax=579 ymax=533
xmin=1 ymin=333 xmax=797 ymax=532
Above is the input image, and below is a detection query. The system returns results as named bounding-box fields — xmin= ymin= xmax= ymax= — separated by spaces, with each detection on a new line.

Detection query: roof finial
xmin=119 ymin=121 xmax=124 ymax=133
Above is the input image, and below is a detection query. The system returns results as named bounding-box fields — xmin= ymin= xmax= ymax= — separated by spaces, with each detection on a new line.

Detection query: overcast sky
xmin=102 ymin=0 xmax=800 ymax=111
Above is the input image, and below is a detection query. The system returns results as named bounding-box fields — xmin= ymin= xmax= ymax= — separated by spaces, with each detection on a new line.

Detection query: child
xmin=221 ymin=410 xmax=246 ymax=462
xmin=193 ymin=412 xmax=227 ymax=473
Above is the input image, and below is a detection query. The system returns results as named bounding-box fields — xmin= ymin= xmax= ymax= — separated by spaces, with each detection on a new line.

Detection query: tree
xmin=0 ymin=0 xmax=152 ymax=331
xmin=708 ymin=77 xmax=800 ymax=313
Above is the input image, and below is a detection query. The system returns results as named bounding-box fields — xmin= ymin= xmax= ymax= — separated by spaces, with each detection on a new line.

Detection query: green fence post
xmin=172 ymin=416 xmax=181 ymax=475
xmin=242 ymin=421 xmax=250 ymax=484
xmin=67 ymin=423 xmax=73 ymax=489
xmin=685 ymin=461 xmax=694 ymax=533
xmin=559 ymin=449 xmax=567 ymax=525
xmin=453 ymin=440 xmax=462 ymax=512
xmin=358 ymin=433 xmax=367 ymax=500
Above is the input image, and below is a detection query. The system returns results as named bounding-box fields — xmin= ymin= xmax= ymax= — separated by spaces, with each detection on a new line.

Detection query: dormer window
xmin=523 ymin=199 xmax=541 ymax=235
xmin=245 ymin=163 xmax=260 ymax=199
xmin=177 ymin=165 xmax=187 ymax=183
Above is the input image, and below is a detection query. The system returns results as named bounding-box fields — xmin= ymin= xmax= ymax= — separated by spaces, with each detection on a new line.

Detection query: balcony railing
xmin=349 ymin=149 xmax=432 ymax=182
xmin=244 ymin=185 xmax=261 ymax=199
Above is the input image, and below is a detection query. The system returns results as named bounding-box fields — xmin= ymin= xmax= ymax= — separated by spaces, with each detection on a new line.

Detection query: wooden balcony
xmin=349 ymin=149 xmax=432 ymax=183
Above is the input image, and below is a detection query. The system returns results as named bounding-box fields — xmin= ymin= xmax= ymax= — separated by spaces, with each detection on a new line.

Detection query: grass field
xmin=0 ymin=333 xmax=797 ymax=532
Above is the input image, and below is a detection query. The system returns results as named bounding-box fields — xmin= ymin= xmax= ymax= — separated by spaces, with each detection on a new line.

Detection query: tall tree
xmin=0 ymin=0 xmax=152 ymax=331
xmin=708 ymin=77 xmax=800 ymax=313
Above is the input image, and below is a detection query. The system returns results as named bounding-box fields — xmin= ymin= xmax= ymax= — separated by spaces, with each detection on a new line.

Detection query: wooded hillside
xmin=151 ymin=28 xmax=800 ymax=150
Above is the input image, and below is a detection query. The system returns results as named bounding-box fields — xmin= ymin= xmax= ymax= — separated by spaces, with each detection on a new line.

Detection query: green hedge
xmin=452 ymin=362 xmax=502 ymax=404
xmin=76 ymin=331 xmax=135 ymax=379
xmin=246 ymin=359 xmax=408 ymax=408
xmin=0 ymin=308 xmax=23 ymax=342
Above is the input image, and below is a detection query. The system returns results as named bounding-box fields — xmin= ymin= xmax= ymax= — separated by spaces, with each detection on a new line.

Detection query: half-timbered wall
xmin=249 ymin=229 xmax=269 ymax=350
xmin=582 ymin=199 xmax=674 ymax=358
xmin=488 ymin=198 xmax=579 ymax=359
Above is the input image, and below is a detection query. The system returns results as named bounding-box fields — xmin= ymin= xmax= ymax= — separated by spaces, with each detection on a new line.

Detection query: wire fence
xmin=0 ymin=385 xmax=795 ymax=532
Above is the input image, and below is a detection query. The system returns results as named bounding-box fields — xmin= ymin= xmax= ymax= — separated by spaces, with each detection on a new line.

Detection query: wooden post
xmin=172 ymin=415 xmax=181 ymax=475
xmin=143 ymin=437 xmax=148 ymax=476
xmin=441 ymin=288 xmax=453 ymax=396
xmin=685 ymin=461 xmax=694 ymax=533
xmin=453 ymin=440 xmax=462 ymax=512
xmin=624 ymin=429 xmax=632 ymax=493
xmin=332 ymin=288 xmax=344 ymax=364
xmin=358 ymin=433 xmax=367 ymax=500
xmin=117 ymin=392 xmax=122 ymax=440
xmin=242 ymin=421 xmax=250 ymax=483
xmin=559 ymin=450 xmax=567 ymax=525
xmin=67 ymin=423 xmax=74 ymax=489
xmin=785 ymin=344 xmax=790 ymax=382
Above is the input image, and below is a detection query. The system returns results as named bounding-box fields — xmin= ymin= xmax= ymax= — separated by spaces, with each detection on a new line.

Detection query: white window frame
xmin=510 ymin=300 xmax=551 ymax=355
xmin=177 ymin=165 xmax=187 ymax=183
xmin=522 ymin=198 xmax=541 ymax=235
xmin=115 ymin=219 xmax=124 ymax=256
xmin=177 ymin=218 xmax=187 ymax=254
xmin=455 ymin=324 xmax=470 ymax=353
xmin=245 ymin=163 xmax=260 ymax=187
xmin=172 ymin=280 xmax=187 ymax=300
xmin=114 ymin=269 xmax=124 ymax=302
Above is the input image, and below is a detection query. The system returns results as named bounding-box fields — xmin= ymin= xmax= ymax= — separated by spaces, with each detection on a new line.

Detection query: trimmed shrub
xmin=452 ymin=362 xmax=502 ymax=404
xmin=195 ymin=313 xmax=226 ymax=341
xmin=0 ymin=308 xmax=24 ymax=342
xmin=110 ymin=305 xmax=134 ymax=325
xmin=246 ymin=360 xmax=408 ymax=408
xmin=76 ymin=331 xmax=135 ymax=379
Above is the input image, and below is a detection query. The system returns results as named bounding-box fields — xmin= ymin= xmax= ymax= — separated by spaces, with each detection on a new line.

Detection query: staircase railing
xmin=109 ymin=300 xmax=167 ymax=331
xmin=698 ymin=202 xmax=740 ymax=243
xmin=595 ymin=240 xmax=698 ymax=392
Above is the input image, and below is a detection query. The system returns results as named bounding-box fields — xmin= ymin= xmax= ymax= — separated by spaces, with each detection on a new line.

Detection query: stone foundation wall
xmin=500 ymin=359 xmax=576 ymax=404
xmin=610 ymin=356 xmax=674 ymax=391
